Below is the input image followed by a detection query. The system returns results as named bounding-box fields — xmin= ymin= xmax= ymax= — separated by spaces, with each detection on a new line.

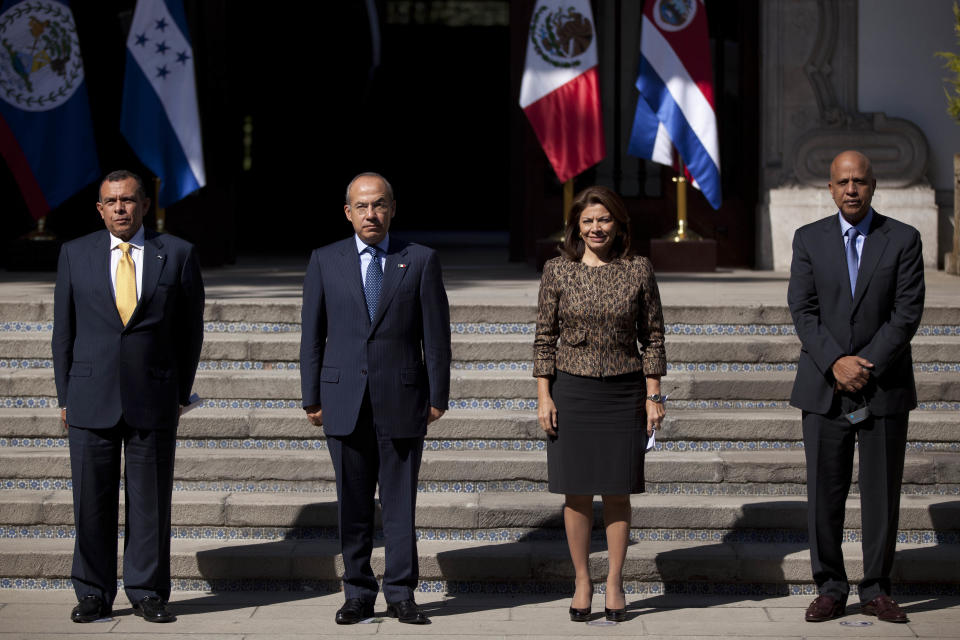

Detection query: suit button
xmin=361 ymin=369 xmax=367 ymax=375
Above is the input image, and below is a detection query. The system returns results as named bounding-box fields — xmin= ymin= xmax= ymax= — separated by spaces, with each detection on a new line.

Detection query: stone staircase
xmin=1 ymin=296 xmax=958 ymax=597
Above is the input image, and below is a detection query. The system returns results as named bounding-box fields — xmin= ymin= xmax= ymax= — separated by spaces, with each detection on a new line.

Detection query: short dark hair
xmin=99 ymin=170 xmax=146 ymax=201
xmin=345 ymin=172 xmax=394 ymax=205
xmin=558 ymin=185 xmax=633 ymax=261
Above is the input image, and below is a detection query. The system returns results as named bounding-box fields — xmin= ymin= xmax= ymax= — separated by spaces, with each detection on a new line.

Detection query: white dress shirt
xmin=355 ymin=233 xmax=389 ymax=286
xmin=109 ymin=226 xmax=144 ymax=301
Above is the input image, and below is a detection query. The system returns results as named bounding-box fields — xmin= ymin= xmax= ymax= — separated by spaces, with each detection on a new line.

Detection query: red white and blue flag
xmin=520 ymin=0 xmax=605 ymax=183
xmin=0 ymin=0 xmax=99 ymax=219
xmin=628 ymin=0 xmax=722 ymax=210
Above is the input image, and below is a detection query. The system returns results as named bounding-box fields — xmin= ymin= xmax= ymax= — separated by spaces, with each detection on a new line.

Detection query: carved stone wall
xmin=759 ymin=0 xmax=937 ymax=269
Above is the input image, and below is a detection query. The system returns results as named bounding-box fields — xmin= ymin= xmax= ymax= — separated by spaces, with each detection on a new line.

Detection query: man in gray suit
xmin=788 ymin=151 xmax=924 ymax=624
xmin=300 ymin=172 xmax=451 ymax=624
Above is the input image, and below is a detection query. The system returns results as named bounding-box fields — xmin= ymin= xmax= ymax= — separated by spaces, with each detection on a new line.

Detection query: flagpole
xmin=548 ymin=179 xmax=575 ymax=242
xmin=671 ymin=174 xmax=687 ymax=241
xmin=665 ymin=164 xmax=701 ymax=243
xmin=25 ymin=216 xmax=55 ymax=241
xmin=154 ymin=177 xmax=166 ymax=234
xmin=563 ymin=179 xmax=573 ymax=226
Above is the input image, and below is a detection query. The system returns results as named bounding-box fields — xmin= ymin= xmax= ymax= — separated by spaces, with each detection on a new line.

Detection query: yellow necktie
xmin=116 ymin=242 xmax=137 ymax=325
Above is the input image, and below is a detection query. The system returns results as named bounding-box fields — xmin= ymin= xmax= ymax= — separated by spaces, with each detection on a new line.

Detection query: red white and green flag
xmin=519 ymin=0 xmax=605 ymax=183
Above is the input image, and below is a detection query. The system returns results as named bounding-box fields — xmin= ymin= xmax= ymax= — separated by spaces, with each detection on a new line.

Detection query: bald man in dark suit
xmin=789 ymin=151 xmax=924 ymax=624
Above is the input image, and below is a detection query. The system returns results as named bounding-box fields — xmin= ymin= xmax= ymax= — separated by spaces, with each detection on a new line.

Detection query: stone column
xmin=759 ymin=0 xmax=938 ymax=270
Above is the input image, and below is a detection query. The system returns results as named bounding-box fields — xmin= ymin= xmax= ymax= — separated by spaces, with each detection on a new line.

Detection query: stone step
xmin=0 ymin=537 xmax=955 ymax=589
xmin=2 ymin=408 xmax=958 ymax=448
xmin=2 ymin=448 xmax=959 ymax=493
xmin=5 ymin=329 xmax=960 ymax=363
xmin=0 ymin=333 xmax=539 ymax=363
xmin=2 ymin=491 xmax=957 ymax=535
xmin=4 ymin=298 xmax=960 ymax=322
xmin=6 ymin=369 xmax=959 ymax=404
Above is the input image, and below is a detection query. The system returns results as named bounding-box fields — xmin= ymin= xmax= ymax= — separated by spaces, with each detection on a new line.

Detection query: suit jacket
xmin=52 ymin=228 xmax=205 ymax=430
xmin=787 ymin=211 xmax=925 ymax=416
xmin=299 ymin=236 xmax=451 ymax=438
xmin=533 ymin=255 xmax=666 ymax=379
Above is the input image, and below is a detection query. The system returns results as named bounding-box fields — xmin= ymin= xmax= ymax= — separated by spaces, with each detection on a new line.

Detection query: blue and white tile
xmin=0 ymin=322 xmax=53 ymax=333
xmin=197 ymin=361 xmax=299 ymax=371
xmin=452 ymin=361 xmax=531 ymax=372
xmin=203 ymin=322 xmax=300 ymax=334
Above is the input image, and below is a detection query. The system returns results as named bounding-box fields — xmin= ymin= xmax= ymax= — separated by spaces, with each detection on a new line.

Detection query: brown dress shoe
xmin=861 ymin=595 xmax=908 ymax=623
xmin=805 ymin=594 xmax=845 ymax=622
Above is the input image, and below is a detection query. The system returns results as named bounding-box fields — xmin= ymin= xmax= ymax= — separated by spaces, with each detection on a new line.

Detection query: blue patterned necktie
xmin=845 ymin=227 xmax=860 ymax=297
xmin=364 ymin=246 xmax=383 ymax=322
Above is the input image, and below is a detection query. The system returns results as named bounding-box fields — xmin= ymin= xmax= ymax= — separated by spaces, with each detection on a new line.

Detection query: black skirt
xmin=547 ymin=370 xmax=647 ymax=495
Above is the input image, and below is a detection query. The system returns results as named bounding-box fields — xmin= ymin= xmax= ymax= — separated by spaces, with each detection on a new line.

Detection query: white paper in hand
xmin=180 ymin=393 xmax=204 ymax=415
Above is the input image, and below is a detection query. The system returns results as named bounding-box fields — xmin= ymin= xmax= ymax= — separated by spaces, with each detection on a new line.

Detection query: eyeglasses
xmin=351 ymin=199 xmax=390 ymax=214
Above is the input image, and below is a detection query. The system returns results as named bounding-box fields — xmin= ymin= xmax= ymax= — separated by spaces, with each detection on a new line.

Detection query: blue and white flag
xmin=628 ymin=0 xmax=721 ymax=210
xmin=0 ymin=0 xmax=99 ymax=218
xmin=121 ymin=0 xmax=204 ymax=207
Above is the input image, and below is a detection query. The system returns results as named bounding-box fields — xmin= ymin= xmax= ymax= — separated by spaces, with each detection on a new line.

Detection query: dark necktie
xmin=364 ymin=246 xmax=383 ymax=322
xmin=845 ymin=227 xmax=860 ymax=297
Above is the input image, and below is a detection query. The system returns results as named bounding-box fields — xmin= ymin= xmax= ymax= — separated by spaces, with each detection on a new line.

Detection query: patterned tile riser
xmin=1 ymin=577 xmax=958 ymax=595
xmin=4 ymin=396 xmax=960 ymax=412
xmin=4 ymin=321 xmax=960 ymax=336
xmin=6 ymin=359 xmax=960 ymax=374
xmin=3 ymin=437 xmax=959 ymax=453
xmin=3 ymin=477 xmax=960 ymax=495
xmin=2 ymin=525 xmax=955 ymax=545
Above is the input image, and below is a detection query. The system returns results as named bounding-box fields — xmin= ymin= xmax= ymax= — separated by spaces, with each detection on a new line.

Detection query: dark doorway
xmin=230 ymin=0 xmax=512 ymax=254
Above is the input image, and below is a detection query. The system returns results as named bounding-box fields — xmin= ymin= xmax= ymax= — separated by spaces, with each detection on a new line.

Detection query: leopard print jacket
xmin=533 ymin=255 xmax=666 ymax=379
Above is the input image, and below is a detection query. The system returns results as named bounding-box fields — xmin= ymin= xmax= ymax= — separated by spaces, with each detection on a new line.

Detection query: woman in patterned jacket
xmin=534 ymin=185 xmax=667 ymax=623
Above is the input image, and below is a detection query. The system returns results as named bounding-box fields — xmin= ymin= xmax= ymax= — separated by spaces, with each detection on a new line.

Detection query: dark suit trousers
xmin=327 ymin=392 xmax=424 ymax=603
xmin=68 ymin=421 xmax=176 ymax=606
xmin=802 ymin=397 xmax=908 ymax=604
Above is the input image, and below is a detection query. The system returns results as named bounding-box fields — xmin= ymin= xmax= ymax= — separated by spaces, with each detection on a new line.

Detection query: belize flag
xmin=519 ymin=0 xmax=605 ymax=183
xmin=0 ymin=0 xmax=99 ymax=219
xmin=628 ymin=0 xmax=722 ymax=210
xmin=121 ymin=0 xmax=205 ymax=207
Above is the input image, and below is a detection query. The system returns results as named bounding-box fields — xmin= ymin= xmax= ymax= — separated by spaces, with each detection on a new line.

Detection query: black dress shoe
xmin=132 ymin=596 xmax=176 ymax=623
xmin=569 ymin=605 xmax=592 ymax=622
xmin=386 ymin=599 xmax=429 ymax=624
xmin=71 ymin=594 xmax=111 ymax=623
xmin=335 ymin=598 xmax=375 ymax=625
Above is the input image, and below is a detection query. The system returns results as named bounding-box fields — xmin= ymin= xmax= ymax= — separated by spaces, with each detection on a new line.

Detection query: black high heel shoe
xmin=569 ymin=605 xmax=592 ymax=622
xmin=604 ymin=588 xmax=626 ymax=622
xmin=569 ymin=585 xmax=592 ymax=622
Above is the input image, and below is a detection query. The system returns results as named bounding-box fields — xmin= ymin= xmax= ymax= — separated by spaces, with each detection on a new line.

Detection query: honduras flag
xmin=628 ymin=0 xmax=721 ymax=210
xmin=121 ymin=0 xmax=205 ymax=207
xmin=0 ymin=0 xmax=99 ymax=218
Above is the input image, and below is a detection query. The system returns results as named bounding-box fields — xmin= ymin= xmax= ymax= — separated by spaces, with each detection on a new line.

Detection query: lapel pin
xmin=398 ymin=263 xmax=407 ymax=268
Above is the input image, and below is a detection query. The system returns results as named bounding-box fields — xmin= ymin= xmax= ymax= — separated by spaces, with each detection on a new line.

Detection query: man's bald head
xmin=828 ymin=150 xmax=876 ymax=225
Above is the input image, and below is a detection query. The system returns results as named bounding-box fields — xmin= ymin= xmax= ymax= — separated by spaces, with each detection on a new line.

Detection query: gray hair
xmin=99 ymin=170 xmax=147 ymax=201
xmin=345 ymin=172 xmax=394 ymax=205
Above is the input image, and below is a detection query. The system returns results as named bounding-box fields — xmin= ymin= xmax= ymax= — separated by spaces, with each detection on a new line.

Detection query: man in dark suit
xmin=52 ymin=170 xmax=204 ymax=624
xmin=300 ymin=172 xmax=451 ymax=625
xmin=788 ymin=151 xmax=924 ymax=624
